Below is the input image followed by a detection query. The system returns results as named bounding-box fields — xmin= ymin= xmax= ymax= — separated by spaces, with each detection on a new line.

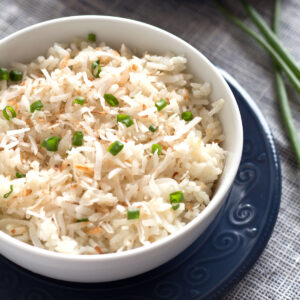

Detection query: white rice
xmin=0 ymin=39 xmax=226 ymax=254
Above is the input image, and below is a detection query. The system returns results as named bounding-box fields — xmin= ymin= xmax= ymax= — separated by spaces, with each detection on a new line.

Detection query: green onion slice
xmin=181 ymin=111 xmax=193 ymax=121
xmin=76 ymin=218 xmax=89 ymax=223
xmin=72 ymin=131 xmax=84 ymax=146
xmin=88 ymin=33 xmax=96 ymax=42
xmin=169 ymin=191 xmax=184 ymax=210
xmin=2 ymin=106 xmax=16 ymax=120
xmin=91 ymin=60 xmax=101 ymax=78
xmin=16 ymin=172 xmax=26 ymax=178
xmin=30 ymin=100 xmax=44 ymax=113
xmin=104 ymin=94 xmax=119 ymax=106
xmin=41 ymin=136 xmax=61 ymax=152
xmin=0 ymin=68 xmax=8 ymax=80
xmin=9 ymin=70 xmax=22 ymax=81
xmin=127 ymin=208 xmax=140 ymax=220
xmin=117 ymin=114 xmax=134 ymax=127
xmin=149 ymin=124 xmax=157 ymax=132
xmin=155 ymin=98 xmax=168 ymax=111
xmin=3 ymin=185 xmax=13 ymax=199
xmin=151 ymin=143 xmax=162 ymax=155
xmin=108 ymin=140 xmax=124 ymax=156
xmin=74 ymin=96 xmax=86 ymax=105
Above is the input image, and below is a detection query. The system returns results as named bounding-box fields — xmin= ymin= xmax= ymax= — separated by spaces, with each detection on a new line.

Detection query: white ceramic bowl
xmin=0 ymin=16 xmax=243 ymax=282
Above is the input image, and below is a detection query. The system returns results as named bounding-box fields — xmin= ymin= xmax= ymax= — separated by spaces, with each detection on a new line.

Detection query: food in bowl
xmin=0 ymin=36 xmax=226 ymax=255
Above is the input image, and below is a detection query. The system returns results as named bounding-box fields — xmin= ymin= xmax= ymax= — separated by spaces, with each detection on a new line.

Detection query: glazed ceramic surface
xmin=0 ymin=16 xmax=243 ymax=282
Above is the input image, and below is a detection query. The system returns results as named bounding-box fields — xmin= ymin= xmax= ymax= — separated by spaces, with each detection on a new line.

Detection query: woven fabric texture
xmin=0 ymin=0 xmax=299 ymax=299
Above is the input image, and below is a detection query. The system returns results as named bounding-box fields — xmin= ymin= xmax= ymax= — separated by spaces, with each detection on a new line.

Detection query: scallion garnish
xmin=30 ymin=100 xmax=44 ymax=113
xmin=0 ymin=68 xmax=8 ymax=80
xmin=72 ymin=131 xmax=84 ymax=146
xmin=127 ymin=208 xmax=140 ymax=220
xmin=149 ymin=124 xmax=157 ymax=132
xmin=9 ymin=70 xmax=22 ymax=82
xmin=2 ymin=106 xmax=16 ymax=120
xmin=76 ymin=218 xmax=89 ymax=223
xmin=151 ymin=143 xmax=162 ymax=155
xmin=155 ymin=98 xmax=168 ymax=111
xmin=169 ymin=191 xmax=184 ymax=210
xmin=16 ymin=172 xmax=26 ymax=178
xmin=104 ymin=94 xmax=119 ymax=106
xmin=215 ymin=0 xmax=300 ymax=167
xmin=88 ymin=33 xmax=96 ymax=42
xmin=108 ymin=140 xmax=124 ymax=156
xmin=41 ymin=136 xmax=61 ymax=152
xmin=181 ymin=111 xmax=193 ymax=121
xmin=3 ymin=185 xmax=13 ymax=199
xmin=91 ymin=60 xmax=101 ymax=78
xmin=74 ymin=96 xmax=86 ymax=105
xmin=117 ymin=114 xmax=133 ymax=127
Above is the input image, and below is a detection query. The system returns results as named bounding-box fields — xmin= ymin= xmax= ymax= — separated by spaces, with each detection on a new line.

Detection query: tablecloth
xmin=0 ymin=0 xmax=299 ymax=299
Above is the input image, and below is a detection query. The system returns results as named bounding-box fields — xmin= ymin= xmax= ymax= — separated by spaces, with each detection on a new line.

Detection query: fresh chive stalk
xmin=272 ymin=0 xmax=300 ymax=166
xmin=214 ymin=1 xmax=300 ymax=95
xmin=241 ymin=0 xmax=300 ymax=80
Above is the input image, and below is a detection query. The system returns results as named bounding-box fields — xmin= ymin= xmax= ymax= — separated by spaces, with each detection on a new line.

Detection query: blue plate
xmin=0 ymin=70 xmax=281 ymax=300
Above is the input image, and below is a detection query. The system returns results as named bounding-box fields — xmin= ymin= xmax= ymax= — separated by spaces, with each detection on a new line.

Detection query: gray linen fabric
xmin=0 ymin=0 xmax=299 ymax=298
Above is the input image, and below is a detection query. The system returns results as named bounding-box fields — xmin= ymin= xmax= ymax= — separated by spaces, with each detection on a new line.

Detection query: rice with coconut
xmin=0 ymin=38 xmax=226 ymax=254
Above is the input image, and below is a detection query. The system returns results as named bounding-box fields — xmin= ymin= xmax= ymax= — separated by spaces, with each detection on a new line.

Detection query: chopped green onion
xmin=149 ymin=124 xmax=157 ymax=132
xmin=3 ymin=185 xmax=13 ymax=199
xmin=0 ymin=68 xmax=8 ymax=80
xmin=91 ymin=60 xmax=101 ymax=78
xmin=88 ymin=33 xmax=96 ymax=42
xmin=169 ymin=191 xmax=184 ymax=210
xmin=76 ymin=218 xmax=89 ymax=223
xmin=104 ymin=94 xmax=119 ymax=106
xmin=41 ymin=136 xmax=61 ymax=152
xmin=30 ymin=100 xmax=44 ymax=113
xmin=181 ymin=111 xmax=193 ymax=121
xmin=72 ymin=131 xmax=84 ymax=146
xmin=16 ymin=172 xmax=26 ymax=178
xmin=155 ymin=98 xmax=168 ymax=111
xmin=9 ymin=70 xmax=22 ymax=81
xmin=2 ymin=106 xmax=16 ymax=120
xmin=127 ymin=208 xmax=140 ymax=220
xmin=108 ymin=140 xmax=124 ymax=156
xmin=74 ymin=96 xmax=86 ymax=105
xmin=117 ymin=114 xmax=133 ymax=127
xmin=151 ymin=143 xmax=162 ymax=155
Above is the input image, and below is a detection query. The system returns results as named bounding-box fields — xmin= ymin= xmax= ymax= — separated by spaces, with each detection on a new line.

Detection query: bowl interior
xmin=0 ymin=16 xmax=243 ymax=258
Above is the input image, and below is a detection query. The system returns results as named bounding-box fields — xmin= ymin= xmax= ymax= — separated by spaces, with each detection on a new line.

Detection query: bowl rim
xmin=0 ymin=15 xmax=243 ymax=261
